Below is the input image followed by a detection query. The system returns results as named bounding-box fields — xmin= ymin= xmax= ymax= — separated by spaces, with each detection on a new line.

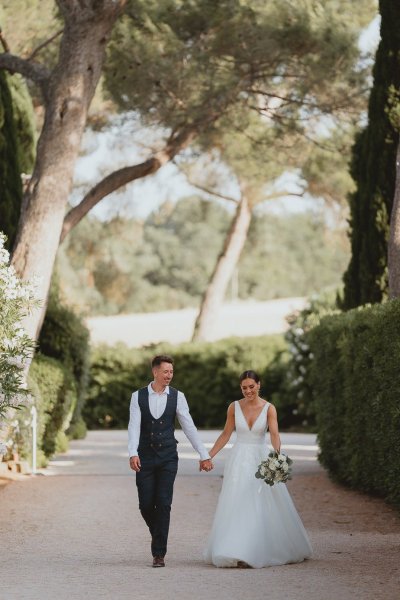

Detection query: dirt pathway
xmin=0 ymin=431 xmax=399 ymax=600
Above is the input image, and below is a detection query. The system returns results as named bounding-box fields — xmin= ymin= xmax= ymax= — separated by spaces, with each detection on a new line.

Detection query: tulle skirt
xmin=204 ymin=442 xmax=312 ymax=568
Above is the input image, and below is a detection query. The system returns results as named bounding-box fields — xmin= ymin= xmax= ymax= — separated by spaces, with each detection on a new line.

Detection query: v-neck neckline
xmin=237 ymin=401 xmax=266 ymax=431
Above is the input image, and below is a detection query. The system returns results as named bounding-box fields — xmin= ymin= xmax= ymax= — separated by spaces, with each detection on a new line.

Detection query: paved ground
xmin=1 ymin=430 xmax=399 ymax=600
xmin=86 ymin=297 xmax=307 ymax=346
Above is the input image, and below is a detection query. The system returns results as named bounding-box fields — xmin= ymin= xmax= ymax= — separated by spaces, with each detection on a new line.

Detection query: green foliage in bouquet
xmin=255 ymin=451 xmax=293 ymax=486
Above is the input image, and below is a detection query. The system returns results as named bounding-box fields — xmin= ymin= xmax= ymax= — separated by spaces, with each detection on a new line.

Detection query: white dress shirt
xmin=128 ymin=383 xmax=210 ymax=460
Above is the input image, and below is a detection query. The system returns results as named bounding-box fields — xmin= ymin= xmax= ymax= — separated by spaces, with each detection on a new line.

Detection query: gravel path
xmin=1 ymin=430 xmax=399 ymax=600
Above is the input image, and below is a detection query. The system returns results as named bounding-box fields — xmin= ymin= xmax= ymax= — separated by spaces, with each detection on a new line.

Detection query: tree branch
xmin=0 ymin=52 xmax=50 ymax=87
xmin=27 ymin=29 xmax=64 ymax=61
xmin=185 ymin=178 xmax=239 ymax=204
xmin=60 ymin=123 xmax=199 ymax=242
xmin=0 ymin=28 xmax=10 ymax=53
xmin=263 ymin=189 xmax=306 ymax=202
xmin=61 ymin=78 xmax=241 ymax=242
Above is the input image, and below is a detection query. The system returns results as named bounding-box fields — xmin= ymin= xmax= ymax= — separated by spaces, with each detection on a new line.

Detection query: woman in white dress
xmin=204 ymin=370 xmax=312 ymax=568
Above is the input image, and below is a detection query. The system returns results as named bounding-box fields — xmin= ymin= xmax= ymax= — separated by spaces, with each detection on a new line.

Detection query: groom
xmin=128 ymin=354 xmax=213 ymax=567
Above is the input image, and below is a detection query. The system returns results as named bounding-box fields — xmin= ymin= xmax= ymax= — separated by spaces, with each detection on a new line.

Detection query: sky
xmin=70 ymin=15 xmax=381 ymax=223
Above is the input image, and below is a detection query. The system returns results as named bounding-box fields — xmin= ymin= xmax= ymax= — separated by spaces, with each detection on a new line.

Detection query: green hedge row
xmin=9 ymin=283 xmax=90 ymax=466
xmin=12 ymin=354 xmax=78 ymax=467
xmin=29 ymin=355 xmax=77 ymax=457
xmin=38 ymin=285 xmax=90 ymax=440
xmin=308 ymin=299 xmax=400 ymax=507
xmin=84 ymin=335 xmax=286 ymax=429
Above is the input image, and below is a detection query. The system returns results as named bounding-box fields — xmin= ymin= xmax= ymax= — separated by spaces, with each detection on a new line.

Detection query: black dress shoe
xmin=152 ymin=556 xmax=165 ymax=567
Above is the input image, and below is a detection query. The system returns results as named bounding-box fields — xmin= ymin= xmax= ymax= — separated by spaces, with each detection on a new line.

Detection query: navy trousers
xmin=136 ymin=453 xmax=178 ymax=557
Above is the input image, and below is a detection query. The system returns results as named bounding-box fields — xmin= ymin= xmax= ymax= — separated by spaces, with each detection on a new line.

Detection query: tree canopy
xmin=58 ymin=196 xmax=349 ymax=315
xmin=342 ymin=0 xmax=400 ymax=308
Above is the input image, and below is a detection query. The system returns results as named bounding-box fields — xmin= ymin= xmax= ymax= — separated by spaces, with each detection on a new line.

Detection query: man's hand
xmin=130 ymin=456 xmax=141 ymax=472
xmin=199 ymin=459 xmax=213 ymax=472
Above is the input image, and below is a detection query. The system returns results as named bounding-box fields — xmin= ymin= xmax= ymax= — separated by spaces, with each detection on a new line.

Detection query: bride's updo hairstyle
xmin=239 ymin=370 xmax=260 ymax=384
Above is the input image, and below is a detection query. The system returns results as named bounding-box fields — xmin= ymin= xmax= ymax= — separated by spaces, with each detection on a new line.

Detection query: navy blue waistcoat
xmin=137 ymin=386 xmax=178 ymax=459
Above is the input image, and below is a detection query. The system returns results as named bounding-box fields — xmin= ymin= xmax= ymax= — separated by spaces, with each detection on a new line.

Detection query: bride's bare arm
xmin=267 ymin=404 xmax=281 ymax=452
xmin=209 ymin=402 xmax=236 ymax=459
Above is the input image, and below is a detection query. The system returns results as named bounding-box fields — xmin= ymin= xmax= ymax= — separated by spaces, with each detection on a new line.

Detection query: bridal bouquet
xmin=255 ymin=451 xmax=293 ymax=486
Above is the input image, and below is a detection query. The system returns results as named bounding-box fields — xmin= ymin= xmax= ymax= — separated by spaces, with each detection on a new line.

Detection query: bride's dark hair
xmin=239 ymin=370 xmax=260 ymax=384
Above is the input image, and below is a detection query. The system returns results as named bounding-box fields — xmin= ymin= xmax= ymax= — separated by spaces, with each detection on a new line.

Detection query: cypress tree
xmin=0 ymin=71 xmax=23 ymax=251
xmin=342 ymin=0 xmax=400 ymax=309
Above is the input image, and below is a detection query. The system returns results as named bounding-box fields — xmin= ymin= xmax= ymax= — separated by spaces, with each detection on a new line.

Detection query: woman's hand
xmin=199 ymin=459 xmax=214 ymax=472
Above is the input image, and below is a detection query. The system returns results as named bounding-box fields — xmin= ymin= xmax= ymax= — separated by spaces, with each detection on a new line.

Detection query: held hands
xmin=129 ymin=456 xmax=141 ymax=472
xmin=131 ymin=455 xmax=213 ymax=473
xmin=199 ymin=458 xmax=214 ymax=473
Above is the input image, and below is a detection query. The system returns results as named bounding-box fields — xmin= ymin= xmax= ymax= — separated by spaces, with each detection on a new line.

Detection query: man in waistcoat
xmin=128 ymin=354 xmax=213 ymax=567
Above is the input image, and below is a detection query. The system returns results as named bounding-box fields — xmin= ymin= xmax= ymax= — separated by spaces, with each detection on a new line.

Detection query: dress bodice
xmin=234 ymin=400 xmax=269 ymax=444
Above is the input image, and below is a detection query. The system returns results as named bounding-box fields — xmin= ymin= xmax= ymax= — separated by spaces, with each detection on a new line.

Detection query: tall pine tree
xmin=342 ymin=0 xmax=400 ymax=309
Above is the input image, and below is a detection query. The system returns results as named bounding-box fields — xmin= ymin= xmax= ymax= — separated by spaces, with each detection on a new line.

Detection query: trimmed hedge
xmin=84 ymin=335 xmax=286 ymax=429
xmin=11 ymin=354 xmax=78 ymax=467
xmin=308 ymin=299 xmax=400 ymax=507
xmin=39 ymin=283 xmax=90 ymax=439
xmin=30 ymin=354 xmax=77 ymax=457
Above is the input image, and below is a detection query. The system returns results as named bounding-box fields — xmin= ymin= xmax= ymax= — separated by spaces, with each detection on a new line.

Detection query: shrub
xmin=85 ymin=335 xmax=286 ymax=429
xmin=39 ymin=280 xmax=90 ymax=439
xmin=0 ymin=233 xmax=36 ymax=420
xmin=0 ymin=232 xmax=37 ymax=458
xmin=308 ymin=300 xmax=400 ymax=508
xmin=8 ymin=354 xmax=78 ymax=466
xmin=276 ymin=290 xmax=339 ymax=431
xmin=261 ymin=291 xmax=339 ymax=431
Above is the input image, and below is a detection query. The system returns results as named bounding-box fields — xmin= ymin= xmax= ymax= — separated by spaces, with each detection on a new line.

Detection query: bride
xmin=204 ymin=370 xmax=312 ymax=568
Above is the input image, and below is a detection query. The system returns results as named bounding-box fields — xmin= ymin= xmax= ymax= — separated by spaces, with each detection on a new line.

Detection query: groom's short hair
xmin=151 ymin=355 xmax=174 ymax=368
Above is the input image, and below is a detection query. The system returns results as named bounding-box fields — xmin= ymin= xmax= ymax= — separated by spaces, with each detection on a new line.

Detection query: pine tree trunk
xmin=10 ymin=3 xmax=124 ymax=341
xmin=388 ymin=140 xmax=400 ymax=297
xmin=192 ymin=194 xmax=252 ymax=342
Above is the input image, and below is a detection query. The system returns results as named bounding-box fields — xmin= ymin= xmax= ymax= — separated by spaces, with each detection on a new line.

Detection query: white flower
xmin=0 ymin=232 xmax=37 ymax=418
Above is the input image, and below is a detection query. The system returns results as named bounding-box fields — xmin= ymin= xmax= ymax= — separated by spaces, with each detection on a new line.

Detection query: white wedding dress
xmin=204 ymin=401 xmax=312 ymax=568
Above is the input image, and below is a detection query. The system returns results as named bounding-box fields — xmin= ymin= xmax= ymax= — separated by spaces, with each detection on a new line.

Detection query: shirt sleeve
xmin=128 ymin=391 xmax=141 ymax=458
xmin=176 ymin=391 xmax=210 ymax=461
